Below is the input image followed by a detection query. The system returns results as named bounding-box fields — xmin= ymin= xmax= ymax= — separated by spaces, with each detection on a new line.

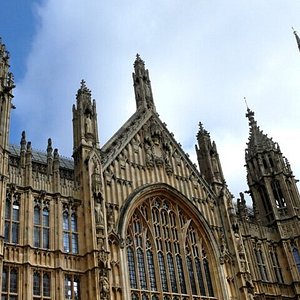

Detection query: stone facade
xmin=0 ymin=40 xmax=300 ymax=300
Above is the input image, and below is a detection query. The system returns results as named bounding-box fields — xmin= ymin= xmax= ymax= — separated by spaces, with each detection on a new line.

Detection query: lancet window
xmin=63 ymin=208 xmax=79 ymax=254
xmin=271 ymin=180 xmax=286 ymax=208
xmin=255 ymin=248 xmax=269 ymax=282
xmin=292 ymin=243 xmax=300 ymax=274
xmin=4 ymin=192 xmax=20 ymax=244
xmin=2 ymin=265 xmax=18 ymax=299
xmin=64 ymin=274 xmax=80 ymax=300
xmin=126 ymin=195 xmax=216 ymax=299
xmin=269 ymin=248 xmax=283 ymax=283
xmin=33 ymin=271 xmax=51 ymax=300
xmin=34 ymin=200 xmax=50 ymax=249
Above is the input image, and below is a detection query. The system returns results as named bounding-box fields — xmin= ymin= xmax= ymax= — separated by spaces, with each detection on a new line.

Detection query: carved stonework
xmin=106 ymin=203 xmax=119 ymax=233
xmin=143 ymin=118 xmax=173 ymax=175
xmin=100 ymin=276 xmax=110 ymax=300
xmin=94 ymin=193 xmax=104 ymax=227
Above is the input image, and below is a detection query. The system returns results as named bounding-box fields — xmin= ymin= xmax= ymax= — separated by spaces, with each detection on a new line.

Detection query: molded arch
xmin=117 ymin=183 xmax=229 ymax=299
xmin=117 ymin=182 xmax=220 ymax=261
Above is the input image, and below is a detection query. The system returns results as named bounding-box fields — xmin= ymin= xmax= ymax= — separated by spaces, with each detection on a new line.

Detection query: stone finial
xmin=76 ymin=79 xmax=91 ymax=98
xmin=53 ymin=148 xmax=59 ymax=159
xmin=134 ymin=53 xmax=145 ymax=66
xmin=134 ymin=54 xmax=146 ymax=75
xmin=20 ymin=131 xmax=26 ymax=149
xmin=26 ymin=141 xmax=32 ymax=152
xmin=197 ymin=122 xmax=209 ymax=138
xmin=47 ymin=138 xmax=53 ymax=156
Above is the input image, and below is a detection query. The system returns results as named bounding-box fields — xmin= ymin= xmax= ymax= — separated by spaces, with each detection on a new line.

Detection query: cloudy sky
xmin=2 ymin=0 xmax=300 ymax=202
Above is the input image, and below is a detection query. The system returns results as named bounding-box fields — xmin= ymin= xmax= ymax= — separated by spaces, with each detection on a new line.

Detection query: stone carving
xmin=107 ymin=204 xmax=115 ymax=232
xmin=94 ymin=193 xmax=104 ymax=226
xmin=237 ymin=192 xmax=247 ymax=218
xmin=143 ymin=118 xmax=173 ymax=174
xmin=100 ymin=276 xmax=110 ymax=299
xmin=85 ymin=115 xmax=92 ymax=135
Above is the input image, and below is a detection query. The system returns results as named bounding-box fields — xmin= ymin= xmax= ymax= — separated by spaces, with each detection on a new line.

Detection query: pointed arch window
xmin=270 ymin=250 xmax=283 ymax=283
xmin=34 ymin=204 xmax=50 ymax=249
xmin=271 ymin=180 xmax=286 ymax=208
xmin=64 ymin=274 xmax=80 ymax=300
xmin=126 ymin=195 xmax=216 ymax=298
xmin=63 ymin=209 xmax=79 ymax=254
xmin=255 ymin=248 xmax=269 ymax=281
xmin=292 ymin=244 xmax=300 ymax=274
xmin=4 ymin=192 xmax=20 ymax=244
xmin=33 ymin=270 xmax=51 ymax=300
xmin=2 ymin=265 xmax=18 ymax=299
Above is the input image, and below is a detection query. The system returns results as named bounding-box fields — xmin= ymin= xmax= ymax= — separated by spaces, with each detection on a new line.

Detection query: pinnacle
xmin=134 ymin=53 xmax=145 ymax=68
xmin=196 ymin=122 xmax=209 ymax=138
xmin=245 ymin=108 xmax=277 ymax=159
xmin=76 ymin=79 xmax=91 ymax=97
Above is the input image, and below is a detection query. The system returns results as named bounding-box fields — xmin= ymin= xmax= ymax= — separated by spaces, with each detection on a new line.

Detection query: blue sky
xmin=2 ymin=0 xmax=300 ymax=202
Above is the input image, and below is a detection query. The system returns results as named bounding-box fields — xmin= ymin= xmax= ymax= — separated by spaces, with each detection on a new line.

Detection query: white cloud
xmin=9 ymin=0 xmax=300 ymax=201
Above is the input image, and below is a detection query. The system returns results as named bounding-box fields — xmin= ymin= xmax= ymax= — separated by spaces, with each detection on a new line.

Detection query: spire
xmin=245 ymin=108 xmax=278 ymax=160
xmin=132 ymin=54 xmax=155 ymax=111
xmin=293 ymin=27 xmax=300 ymax=52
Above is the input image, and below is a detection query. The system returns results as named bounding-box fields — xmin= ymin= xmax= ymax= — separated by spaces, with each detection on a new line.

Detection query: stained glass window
xmin=126 ymin=194 xmax=216 ymax=298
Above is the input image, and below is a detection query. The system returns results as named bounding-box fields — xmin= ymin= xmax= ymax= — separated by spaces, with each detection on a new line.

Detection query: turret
xmin=132 ymin=54 xmax=155 ymax=111
xmin=196 ymin=122 xmax=225 ymax=193
xmin=245 ymin=108 xmax=300 ymax=225
xmin=72 ymin=80 xmax=100 ymax=184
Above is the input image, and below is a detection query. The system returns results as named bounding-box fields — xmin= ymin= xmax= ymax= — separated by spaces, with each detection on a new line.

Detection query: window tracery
xmin=269 ymin=249 xmax=283 ymax=283
xmin=33 ymin=200 xmax=50 ymax=249
xmin=126 ymin=195 xmax=216 ymax=299
xmin=291 ymin=243 xmax=300 ymax=274
xmin=4 ymin=192 xmax=20 ymax=244
xmin=255 ymin=248 xmax=269 ymax=282
xmin=63 ymin=208 xmax=79 ymax=254
xmin=64 ymin=274 xmax=80 ymax=300
xmin=33 ymin=270 xmax=51 ymax=299
xmin=2 ymin=265 xmax=18 ymax=299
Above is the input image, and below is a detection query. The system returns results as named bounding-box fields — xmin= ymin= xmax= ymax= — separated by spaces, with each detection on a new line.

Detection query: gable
xmin=101 ymin=109 xmax=216 ymax=206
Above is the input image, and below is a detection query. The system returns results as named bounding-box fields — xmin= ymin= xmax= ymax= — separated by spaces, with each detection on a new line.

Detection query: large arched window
xmin=126 ymin=194 xmax=216 ymax=299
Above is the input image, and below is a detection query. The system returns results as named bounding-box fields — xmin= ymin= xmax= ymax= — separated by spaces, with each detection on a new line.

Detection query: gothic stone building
xmin=0 ymin=40 xmax=300 ymax=300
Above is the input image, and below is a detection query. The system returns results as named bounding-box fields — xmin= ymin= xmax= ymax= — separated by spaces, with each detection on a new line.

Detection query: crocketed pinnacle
xmin=196 ymin=122 xmax=210 ymax=139
xmin=245 ymin=108 xmax=279 ymax=160
xmin=76 ymin=79 xmax=91 ymax=98
xmin=134 ymin=53 xmax=146 ymax=76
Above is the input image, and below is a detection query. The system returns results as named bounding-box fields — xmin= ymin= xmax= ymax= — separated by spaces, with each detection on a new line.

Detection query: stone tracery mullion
xmin=126 ymin=194 xmax=216 ymax=299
